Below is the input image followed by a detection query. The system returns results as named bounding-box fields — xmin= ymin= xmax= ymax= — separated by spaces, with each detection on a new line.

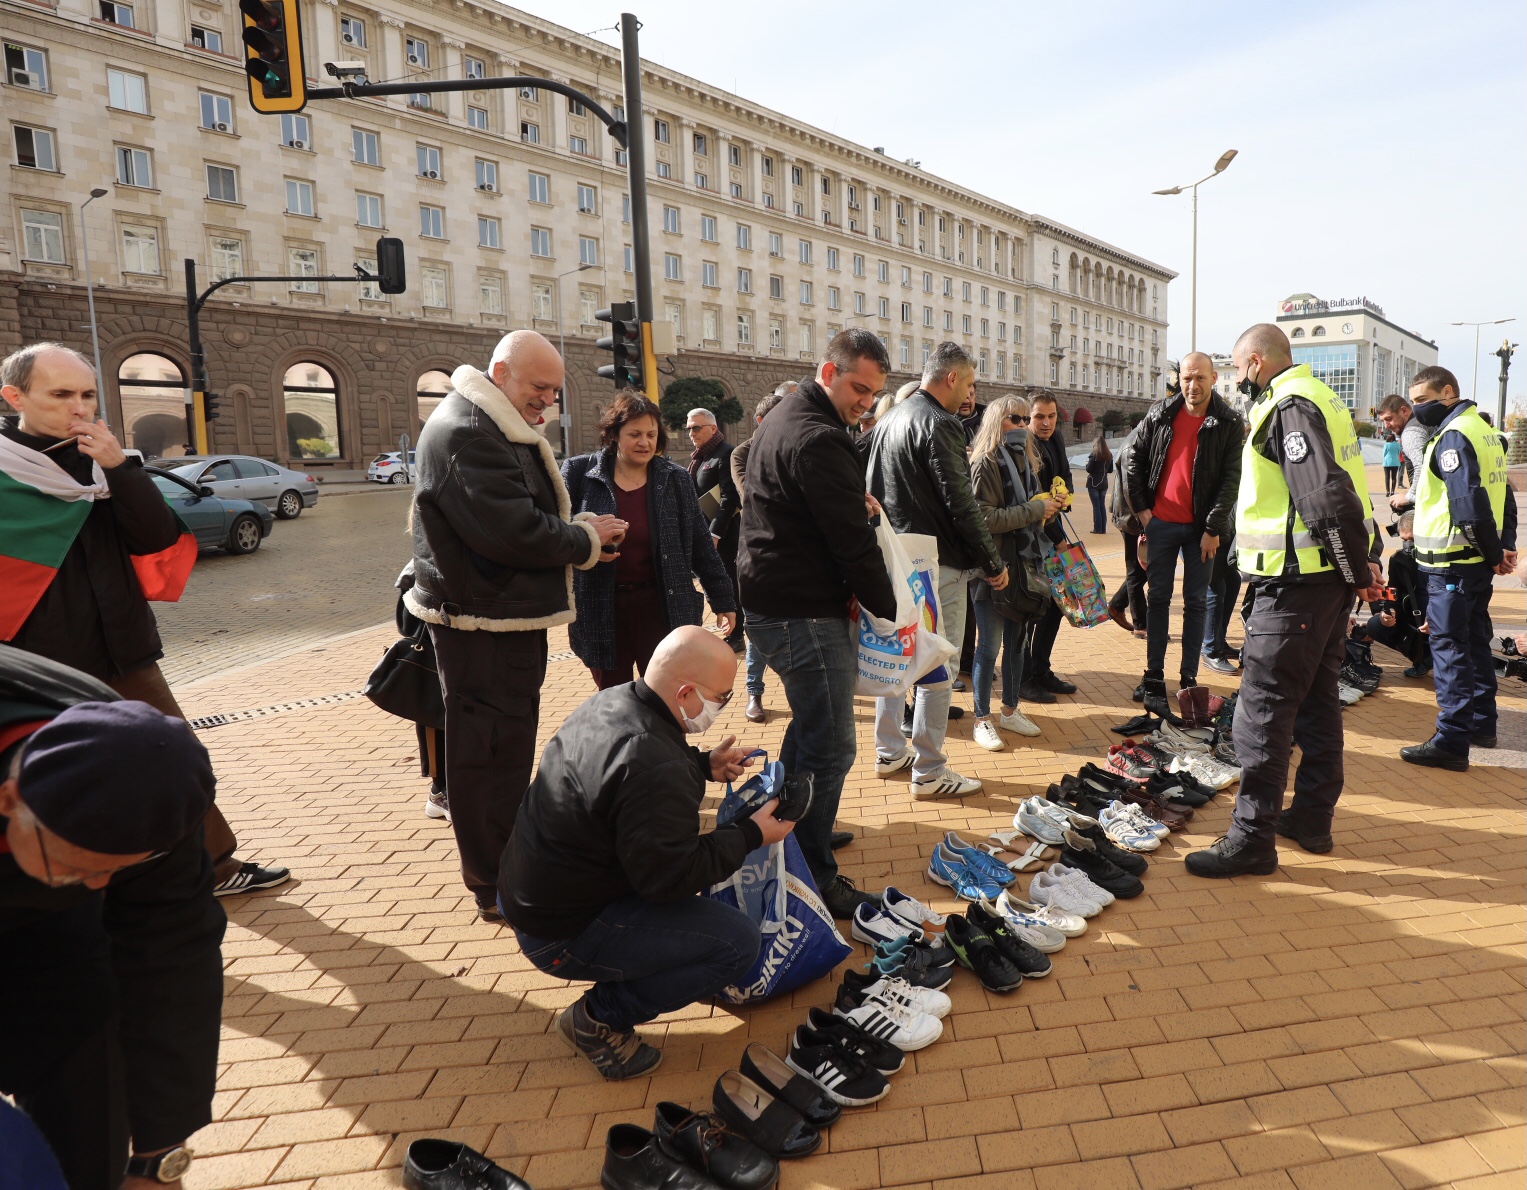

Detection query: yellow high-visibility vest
xmin=1412 ymin=405 xmax=1508 ymax=568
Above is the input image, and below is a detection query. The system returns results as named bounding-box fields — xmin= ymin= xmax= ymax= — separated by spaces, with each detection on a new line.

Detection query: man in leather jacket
xmin=685 ymin=408 xmax=743 ymax=650
xmin=406 ymin=331 xmax=627 ymax=920
xmin=866 ymin=341 xmax=1008 ymax=800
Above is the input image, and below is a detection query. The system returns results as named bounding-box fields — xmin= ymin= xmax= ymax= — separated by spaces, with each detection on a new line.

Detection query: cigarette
xmin=42 ymin=437 xmax=79 ymax=452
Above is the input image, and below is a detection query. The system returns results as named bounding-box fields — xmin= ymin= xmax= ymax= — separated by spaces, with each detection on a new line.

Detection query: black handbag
xmin=991 ymin=449 xmax=1050 ymax=622
xmin=363 ymin=621 xmax=445 ymax=728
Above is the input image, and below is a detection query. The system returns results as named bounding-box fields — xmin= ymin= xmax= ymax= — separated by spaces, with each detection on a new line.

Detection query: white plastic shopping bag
xmin=854 ymin=523 xmax=958 ymax=698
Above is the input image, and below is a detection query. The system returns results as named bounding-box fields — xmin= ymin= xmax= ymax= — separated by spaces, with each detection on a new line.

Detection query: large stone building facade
xmin=2 ymin=0 xmax=1174 ymax=466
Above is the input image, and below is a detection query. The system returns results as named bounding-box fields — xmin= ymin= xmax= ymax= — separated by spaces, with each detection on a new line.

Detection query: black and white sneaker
xmin=831 ymin=982 xmax=944 ymax=1049
xmin=787 ymin=1028 xmax=891 ymax=1107
xmin=803 ymin=1009 xmax=904 ymax=1074
xmin=1057 ymin=831 xmax=1144 ymax=898
xmin=213 ymin=861 xmax=291 ymax=897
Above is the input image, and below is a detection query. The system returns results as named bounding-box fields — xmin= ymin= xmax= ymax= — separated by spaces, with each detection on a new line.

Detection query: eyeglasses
xmin=31 ymin=816 xmax=166 ymax=887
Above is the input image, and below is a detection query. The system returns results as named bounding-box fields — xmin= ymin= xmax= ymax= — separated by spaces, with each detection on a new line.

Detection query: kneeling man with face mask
xmin=497 ymin=625 xmax=791 ymax=1081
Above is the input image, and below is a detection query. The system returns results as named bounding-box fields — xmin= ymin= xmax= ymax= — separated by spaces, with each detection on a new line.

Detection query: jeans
xmin=743 ymin=613 xmax=857 ymax=886
xmin=970 ymin=587 xmax=1025 ymax=717
xmin=1088 ymin=485 xmax=1108 ymax=533
xmin=1201 ymin=538 xmax=1241 ymax=656
xmin=1143 ymin=517 xmax=1210 ymax=681
xmin=1109 ymin=530 xmax=1148 ymax=628
xmin=1425 ymin=565 xmax=1497 ymax=753
xmin=515 ymin=895 xmax=760 ymax=1033
xmin=744 ymin=636 xmax=767 ymax=698
xmin=875 ymin=565 xmax=971 ymax=782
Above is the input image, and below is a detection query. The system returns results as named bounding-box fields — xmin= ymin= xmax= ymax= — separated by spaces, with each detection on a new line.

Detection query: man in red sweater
xmin=1124 ymin=353 xmax=1244 ymax=714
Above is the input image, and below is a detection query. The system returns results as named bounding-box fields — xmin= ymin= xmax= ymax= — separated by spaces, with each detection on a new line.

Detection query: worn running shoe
xmin=851 ymin=901 xmax=923 ymax=948
xmin=557 ymin=999 xmax=662 ymax=1081
xmin=965 ymin=903 xmax=1054 ymax=977
xmin=996 ymin=889 xmax=1087 ymax=938
xmin=1168 ymin=752 xmax=1241 ymax=790
xmin=940 ymin=832 xmax=1016 ymax=886
xmin=787 ymin=1028 xmax=891 ymax=1106
xmin=975 ymin=895 xmax=1067 ymax=953
xmin=1028 ymin=866 xmax=1108 ymax=917
xmin=943 ymin=914 xmax=1024 ymax=992
xmin=839 ymin=968 xmax=952 ymax=1020
xmin=1105 ymin=745 xmax=1157 ymax=783
xmin=868 ymin=945 xmax=955 ymax=990
xmin=927 ymin=842 xmax=1002 ymax=902
xmin=881 ymin=886 xmax=948 ymax=935
xmin=1098 ymin=803 xmax=1163 ymax=851
xmin=1013 ymin=798 xmax=1068 ymax=845
xmin=1069 ymin=823 xmax=1149 ymax=875
xmin=803 ymin=1008 xmax=905 ymax=1075
xmin=1058 ymin=831 xmax=1144 ymax=898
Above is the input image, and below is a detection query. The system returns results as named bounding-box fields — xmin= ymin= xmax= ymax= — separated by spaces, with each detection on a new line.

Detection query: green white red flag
xmin=0 ymin=435 xmax=197 ymax=640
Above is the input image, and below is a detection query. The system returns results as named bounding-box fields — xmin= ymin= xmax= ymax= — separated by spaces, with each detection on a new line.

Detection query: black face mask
xmin=1236 ymin=364 xmax=1262 ymax=401
xmin=1401 ymin=539 xmax=1416 ymax=555
xmin=1412 ymin=400 xmax=1450 ymax=427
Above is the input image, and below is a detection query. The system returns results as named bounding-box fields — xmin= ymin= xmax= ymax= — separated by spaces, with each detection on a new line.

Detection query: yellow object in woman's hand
xmin=1049 ymin=477 xmax=1072 ymax=509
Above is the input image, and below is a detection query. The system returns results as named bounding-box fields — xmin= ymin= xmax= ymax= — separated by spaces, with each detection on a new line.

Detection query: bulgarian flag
xmin=0 ymin=435 xmax=198 ymax=640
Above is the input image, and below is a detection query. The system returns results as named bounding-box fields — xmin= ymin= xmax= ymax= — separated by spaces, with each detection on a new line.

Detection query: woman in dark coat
xmin=1085 ymin=435 xmax=1114 ymax=534
xmin=562 ymin=392 xmax=737 ymax=688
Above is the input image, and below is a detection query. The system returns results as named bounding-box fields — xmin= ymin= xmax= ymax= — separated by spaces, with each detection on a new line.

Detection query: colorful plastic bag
xmin=705 ymin=760 xmax=852 ymax=1005
xmin=853 ymin=523 xmax=959 ymax=699
xmin=1042 ymin=514 xmax=1111 ymax=628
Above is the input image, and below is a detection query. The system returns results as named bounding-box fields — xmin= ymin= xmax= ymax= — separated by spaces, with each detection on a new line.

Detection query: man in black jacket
xmin=407 ymin=331 xmax=627 ymax=921
xmin=737 ymin=329 xmax=898 ymax=917
xmin=1 ymin=342 xmax=285 ymax=899
xmin=0 ymin=653 xmax=223 ymax=1190
xmin=867 ymin=342 xmax=1007 ymax=799
xmin=1022 ymin=391 xmax=1079 ymax=702
xmin=685 ymin=407 xmax=743 ymax=650
xmin=500 ymin=626 xmax=788 ymax=1080
xmin=1123 ymin=352 xmax=1244 ymax=711
xmin=1351 ymin=512 xmax=1431 ymax=676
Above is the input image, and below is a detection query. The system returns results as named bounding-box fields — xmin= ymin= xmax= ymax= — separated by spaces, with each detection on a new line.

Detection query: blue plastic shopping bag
xmin=705 ymin=756 xmax=852 ymax=1004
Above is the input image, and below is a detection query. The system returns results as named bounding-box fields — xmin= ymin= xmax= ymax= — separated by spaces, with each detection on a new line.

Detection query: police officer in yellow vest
xmin=1398 ymin=366 xmax=1517 ymax=771
xmin=1186 ymin=324 xmax=1383 ymax=878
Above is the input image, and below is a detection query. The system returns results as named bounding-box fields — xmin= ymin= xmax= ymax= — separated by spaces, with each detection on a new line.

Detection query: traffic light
xmin=240 ymin=0 xmax=306 ymax=114
xmin=595 ymin=302 xmax=643 ymax=388
xmin=375 ymin=237 xmax=406 ymax=294
xmin=203 ymin=392 xmax=222 ymax=422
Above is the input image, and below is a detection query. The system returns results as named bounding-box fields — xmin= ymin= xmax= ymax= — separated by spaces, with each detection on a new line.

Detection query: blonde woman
xmin=967 ymin=396 xmax=1063 ymax=749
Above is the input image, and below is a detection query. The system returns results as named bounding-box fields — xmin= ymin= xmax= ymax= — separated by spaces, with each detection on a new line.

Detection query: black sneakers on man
xmin=556 ymin=998 xmax=662 ymax=1080
xmin=1057 ymin=831 xmax=1144 ymax=898
xmin=1184 ymin=835 xmax=1279 ymax=878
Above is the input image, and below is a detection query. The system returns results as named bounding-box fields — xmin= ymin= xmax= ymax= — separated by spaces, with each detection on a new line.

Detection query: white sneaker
xmin=1111 ymin=799 xmax=1171 ymax=839
xmin=1053 ymin=863 xmax=1116 ymax=908
xmin=998 ymin=710 xmax=1042 ymax=737
xmin=881 ymin=886 xmax=947 ymax=934
xmin=978 ymin=895 xmax=1067 ymax=953
xmin=1013 ymin=799 xmax=1067 ymax=845
xmin=1168 ymin=752 xmax=1241 ymax=790
xmin=1098 ymin=804 xmax=1161 ymax=851
xmin=833 ymin=996 xmax=943 ymax=1051
xmin=875 ymin=750 xmax=915 ymax=776
xmin=424 ymin=788 xmax=450 ymax=822
xmin=1338 ymin=684 xmax=1363 ymax=706
xmin=1028 ymin=868 xmax=1106 ymax=918
xmin=912 ymin=768 xmax=982 ymax=800
xmin=997 ymin=890 xmax=1088 ymax=937
xmin=854 ymin=974 xmax=953 ymax=1019
xmin=973 ymin=719 xmax=1005 ymax=751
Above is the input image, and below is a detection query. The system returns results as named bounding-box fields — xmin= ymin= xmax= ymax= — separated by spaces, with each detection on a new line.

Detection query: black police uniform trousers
xmin=1229 ymin=579 xmax=1351 ymax=847
xmin=428 ymin=623 xmax=548 ymax=911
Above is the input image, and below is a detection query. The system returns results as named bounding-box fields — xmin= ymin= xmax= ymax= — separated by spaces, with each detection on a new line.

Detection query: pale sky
xmin=511 ymin=0 xmax=1526 ymax=408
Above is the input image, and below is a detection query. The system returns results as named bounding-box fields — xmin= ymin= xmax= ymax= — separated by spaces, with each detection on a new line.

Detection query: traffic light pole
xmin=620 ymin=13 xmax=660 ymax=400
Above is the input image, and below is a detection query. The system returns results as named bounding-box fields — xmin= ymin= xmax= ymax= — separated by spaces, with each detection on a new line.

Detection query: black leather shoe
xmin=712 ymin=1070 xmax=820 ymax=1161
xmin=1275 ymin=810 xmax=1333 ymax=854
xmin=828 ymin=830 xmax=854 ymax=851
xmin=1203 ymin=652 xmax=1237 ymax=675
xmin=403 ymin=1139 xmax=529 ymax=1190
xmin=1471 ymin=733 xmax=1498 ymax=750
xmin=1141 ymin=674 xmax=1171 ymax=718
xmin=1020 ymin=681 xmax=1058 ymax=705
xmin=1131 ymin=681 xmax=1146 ymax=703
xmin=1399 ymin=740 xmax=1468 ymax=772
xmin=1184 ymin=836 xmax=1279 ymax=878
xmin=1036 ymin=671 xmax=1077 ymax=695
xmin=602 ymin=1124 xmax=722 ymax=1190
xmin=738 ymin=1043 xmax=840 ymax=1130
xmin=654 ymin=1101 xmax=780 ymax=1189
xmin=819 ymin=874 xmax=878 ymax=920
xmin=947 ymin=704 xmax=966 ymax=720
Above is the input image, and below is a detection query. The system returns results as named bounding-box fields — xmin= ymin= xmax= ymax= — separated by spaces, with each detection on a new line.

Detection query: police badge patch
xmin=1440 ymin=448 xmax=1461 ymax=473
xmin=1283 ymin=431 xmax=1309 ymax=462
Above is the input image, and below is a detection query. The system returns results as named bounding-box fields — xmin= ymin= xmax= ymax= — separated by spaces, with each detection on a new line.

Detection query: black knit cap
xmin=19 ymin=701 xmax=216 ymax=855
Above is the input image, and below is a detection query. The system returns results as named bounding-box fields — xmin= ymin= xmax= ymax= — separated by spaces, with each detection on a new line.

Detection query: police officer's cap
xmin=18 ymin=701 xmax=216 ymax=855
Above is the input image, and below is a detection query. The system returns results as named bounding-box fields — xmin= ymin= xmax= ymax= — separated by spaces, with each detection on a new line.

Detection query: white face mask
xmin=679 ymin=687 xmax=726 ymax=734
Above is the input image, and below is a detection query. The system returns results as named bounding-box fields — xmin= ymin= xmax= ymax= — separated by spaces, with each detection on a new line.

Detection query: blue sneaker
xmin=926 ymin=843 xmax=1001 ymax=902
xmin=941 ymin=832 xmax=1016 ymax=886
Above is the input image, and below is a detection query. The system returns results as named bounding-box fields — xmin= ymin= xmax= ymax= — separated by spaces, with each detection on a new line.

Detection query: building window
xmin=1291 ymin=326 xmax=1305 ymax=338
xmin=790 ymin=165 xmax=803 ymax=186
xmin=692 ymin=131 xmax=708 ymax=156
xmin=579 ymin=236 xmax=599 ymax=266
xmin=1292 ymin=343 xmax=1359 ymax=408
xmin=944 ymin=311 xmax=954 ymax=331
xmin=656 ymin=161 xmax=671 ymax=178
xmin=463 ymin=55 xmax=485 ymax=79
xmin=354 ymin=192 xmax=382 ymax=227
xmin=827 ymin=286 xmax=840 ymax=310
xmin=116 ymin=145 xmax=153 ymax=187
xmin=768 ymin=316 xmax=784 ymax=350
xmin=663 ymin=206 xmax=681 ymax=233
xmin=1312 ymin=325 xmax=1327 ymax=337
xmin=878 ymin=297 xmax=890 ymax=319
xmin=107 ymin=68 xmax=148 ymax=113
xmin=694 ymin=171 xmax=708 ymax=189
xmin=730 ymin=182 xmax=744 ymax=198
xmin=623 ymin=245 xmax=633 ymax=273
xmin=877 ymin=260 xmax=890 ymax=283
xmin=769 ymin=232 xmax=783 ymax=257
xmin=703 ymin=307 xmax=720 ymax=341
xmin=570 ymin=135 xmax=588 ymax=155
xmin=769 ymin=275 xmax=784 ymax=300
xmin=280 ymin=113 xmax=311 ymax=150
xmin=702 ymin=260 xmax=718 ymax=288
xmin=339 ymin=15 xmax=366 ymax=46
xmin=700 ymin=215 xmax=717 ymax=242
xmin=199 ymin=92 xmax=233 ymax=132
xmin=852 ymin=254 xmax=865 ymax=277
xmin=118 ymin=223 xmax=159 ymax=273
xmin=761 ymin=155 xmax=773 ymax=177
xmin=13 ymin=125 xmax=56 ymax=171
xmin=578 ymin=183 xmax=598 ymax=213
xmin=115 ymin=354 xmax=186 ymax=456
xmin=284 ymin=362 xmax=341 ymax=459
xmin=478 ymin=216 xmax=500 ymax=248
xmin=6 ymin=42 xmax=49 ymax=90
xmin=517 ymin=83 xmax=539 ymax=100
xmin=205 ymin=164 xmax=238 ymax=202
xmin=100 ymin=2 xmax=135 ymax=28
xmin=528 ymin=171 xmax=549 ymax=203
xmin=278 ymin=178 xmax=315 ymax=216
xmin=476 ymin=159 xmax=498 ymax=192
xmin=900 ymin=302 xmax=912 ymax=323
xmin=737 ymin=224 xmax=751 ymax=250
xmin=653 ymin=118 xmax=670 ymax=143
xmin=466 ymin=106 xmax=489 ymax=130
xmin=853 ymin=292 xmax=866 ymax=315
xmin=622 ymin=194 xmax=631 ymax=223
xmin=530 ymin=227 xmax=551 ymax=257
xmin=286 ymin=246 xmax=318 ymax=291
xmin=20 ymin=208 xmax=65 ymax=263
xmin=799 ymin=240 xmax=812 ymax=265
xmin=727 ymin=143 xmax=742 ymax=167
xmin=800 ymin=281 xmax=813 ymax=305
xmin=922 ymin=307 xmax=933 ymax=327
xmin=531 ymin=282 xmax=553 ymax=320
xmin=826 ymin=247 xmax=839 ymax=271
xmin=737 ymin=312 xmax=752 ymax=345
xmin=404 ymin=37 xmax=430 ymax=68
xmin=420 ymin=265 xmax=448 ymax=309
xmin=416 ymin=144 xmax=442 ymax=179
xmin=980 ymin=318 xmax=989 ymax=338
xmin=210 ymin=235 xmax=243 ymax=282
xmin=664 ymin=252 xmax=682 ymax=281
xmin=352 ymin=128 xmax=379 ymax=166
xmin=737 ymin=268 xmax=752 ymax=294
xmin=581 ymin=289 xmax=600 ymax=326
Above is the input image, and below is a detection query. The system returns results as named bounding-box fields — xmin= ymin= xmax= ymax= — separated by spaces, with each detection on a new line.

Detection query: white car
xmin=368 ymin=451 xmax=417 ymax=484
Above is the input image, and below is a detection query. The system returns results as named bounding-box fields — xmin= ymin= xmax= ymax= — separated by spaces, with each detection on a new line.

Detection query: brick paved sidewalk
xmin=174 ymin=544 xmax=1525 ymax=1190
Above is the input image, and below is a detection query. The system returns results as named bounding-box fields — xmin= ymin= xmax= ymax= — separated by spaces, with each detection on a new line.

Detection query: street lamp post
xmin=1450 ymin=318 xmax=1516 ymax=416
xmin=79 ymin=187 xmax=109 ymax=424
xmin=555 ymin=261 xmax=600 ymax=455
xmin=1153 ymin=149 xmax=1238 ymax=354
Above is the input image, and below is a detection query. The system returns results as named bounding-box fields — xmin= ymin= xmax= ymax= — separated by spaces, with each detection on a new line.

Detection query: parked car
xmin=146 ymin=455 xmax=320 ymax=519
xmin=145 ymin=467 xmax=274 ymax=555
xmin=368 ymin=451 xmax=416 ymax=484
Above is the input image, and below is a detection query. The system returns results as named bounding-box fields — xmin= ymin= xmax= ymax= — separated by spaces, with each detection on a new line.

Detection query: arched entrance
xmin=283 ymin=362 xmax=341 ymax=460
xmin=117 ymin=353 xmax=189 ymax=458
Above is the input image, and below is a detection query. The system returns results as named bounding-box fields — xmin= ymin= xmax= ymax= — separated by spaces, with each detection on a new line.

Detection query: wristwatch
xmin=125 ymin=1147 xmax=193 ymax=1183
